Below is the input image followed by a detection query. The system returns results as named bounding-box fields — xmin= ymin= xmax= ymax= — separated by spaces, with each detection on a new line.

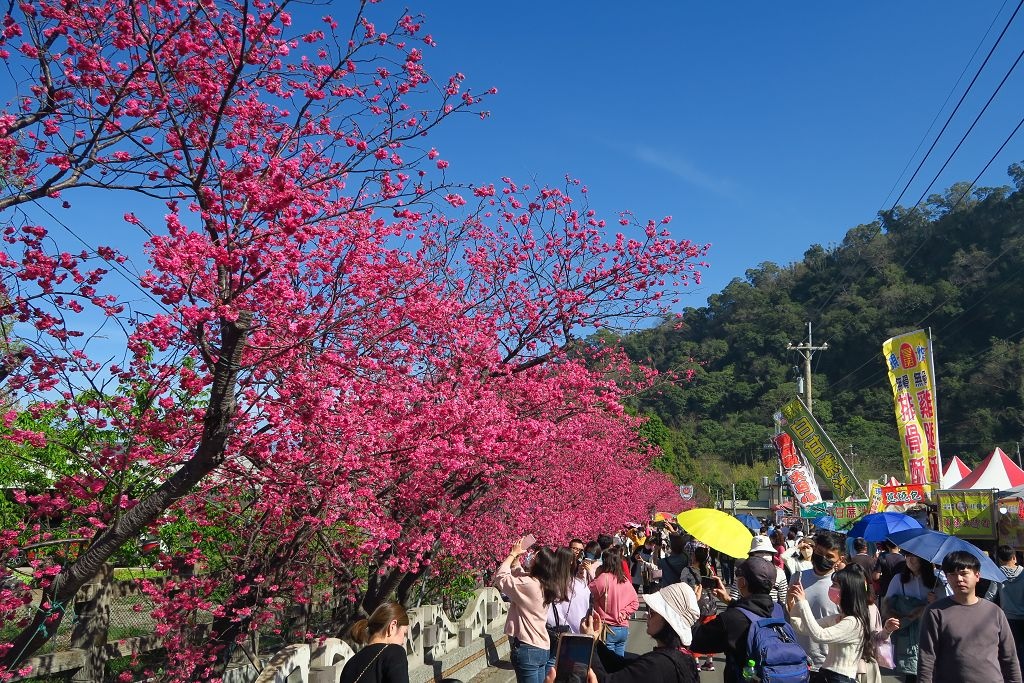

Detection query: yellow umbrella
xmin=676 ymin=508 xmax=753 ymax=559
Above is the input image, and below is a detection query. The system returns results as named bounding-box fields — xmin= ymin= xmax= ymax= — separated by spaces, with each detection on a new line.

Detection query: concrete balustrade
xmin=309 ymin=638 xmax=355 ymax=683
xmin=256 ymin=588 xmax=510 ymax=683
xmin=12 ymin=586 xmax=509 ymax=683
xmin=252 ymin=644 xmax=310 ymax=683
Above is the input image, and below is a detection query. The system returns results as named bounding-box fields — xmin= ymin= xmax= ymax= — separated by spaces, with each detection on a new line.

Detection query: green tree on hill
xmin=619 ymin=165 xmax=1024 ymax=484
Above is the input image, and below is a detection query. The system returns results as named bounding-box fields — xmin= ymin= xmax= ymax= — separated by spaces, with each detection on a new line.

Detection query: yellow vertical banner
xmin=882 ymin=329 xmax=942 ymax=485
xmin=866 ymin=480 xmax=883 ymax=514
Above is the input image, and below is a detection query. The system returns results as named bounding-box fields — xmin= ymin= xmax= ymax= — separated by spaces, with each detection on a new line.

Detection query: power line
xmin=901 ymin=112 xmax=1024 ymax=328
xmin=806 ymin=71 xmax=1024 ymax=350
xmin=879 ymin=0 xmax=1013 ymax=210
xmin=905 ymin=45 xmax=1024 ymax=215
xmin=885 ymin=41 xmax=1024 ymax=278
xmin=945 ymin=110 xmax=1024 ymax=212
xmin=811 ymin=1 xmax=1022 ymax=319
xmin=889 ymin=0 xmax=1024 ymax=211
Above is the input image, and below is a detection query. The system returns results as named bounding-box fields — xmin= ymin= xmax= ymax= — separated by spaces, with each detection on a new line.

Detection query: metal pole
xmin=805 ymin=323 xmax=814 ymax=413
xmin=731 ymin=483 xmax=736 ymax=516
xmin=787 ymin=321 xmax=828 ymax=415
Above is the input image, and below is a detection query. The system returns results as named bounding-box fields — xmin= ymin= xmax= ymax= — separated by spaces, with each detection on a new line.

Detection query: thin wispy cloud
xmin=631 ymin=145 xmax=737 ymax=198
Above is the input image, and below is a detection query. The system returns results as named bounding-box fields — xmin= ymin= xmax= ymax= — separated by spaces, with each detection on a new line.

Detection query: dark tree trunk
xmin=0 ymin=313 xmax=252 ymax=671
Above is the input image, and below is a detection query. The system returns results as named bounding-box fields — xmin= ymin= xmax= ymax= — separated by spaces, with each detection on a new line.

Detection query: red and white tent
xmin=950 ymin=447 xmax=1024 ymax=490
xmin=941 ymin=456 xmax=973 ymax=488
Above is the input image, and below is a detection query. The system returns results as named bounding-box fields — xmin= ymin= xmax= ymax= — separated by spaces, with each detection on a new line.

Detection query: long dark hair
xmin=835 ymin=567 xmax=875 ymax=662
xmin=531 ymin=546 xmax=572 ymax=605
xmin=899 ymin=552 xmax=937 ymax=589
xmin=597 ymin=547 xmax=628 ymax=583
xmin=553 ymin=547 xmax=579 ymax=593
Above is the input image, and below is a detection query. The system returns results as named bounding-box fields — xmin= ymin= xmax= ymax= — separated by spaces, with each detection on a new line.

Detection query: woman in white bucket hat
xmin=549 ymin=582 xmax=701 ymax=683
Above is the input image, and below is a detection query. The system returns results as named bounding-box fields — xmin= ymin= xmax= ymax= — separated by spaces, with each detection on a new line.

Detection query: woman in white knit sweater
xmin=787 ymin=567 xmax=877 ymax=683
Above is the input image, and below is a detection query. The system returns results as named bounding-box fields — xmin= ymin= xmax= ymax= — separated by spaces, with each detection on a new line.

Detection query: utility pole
xmin=787 ymin=321 xmax=829 ymax=414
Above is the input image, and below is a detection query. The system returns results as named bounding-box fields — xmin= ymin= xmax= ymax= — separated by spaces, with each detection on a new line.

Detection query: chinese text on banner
xmin=936 ymin=490 xmax=996 ymax=540
xmin=882 ymin=330 xmax=941 ymax=485
xmin=773 ymin=432 xmax=823 ymax=508
xmin=779 ymin=398 xmax=863 ymax=500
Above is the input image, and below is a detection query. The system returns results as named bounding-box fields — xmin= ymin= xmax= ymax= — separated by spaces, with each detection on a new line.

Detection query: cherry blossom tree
xmin=0 ymin=0 xmax=707 ymax=677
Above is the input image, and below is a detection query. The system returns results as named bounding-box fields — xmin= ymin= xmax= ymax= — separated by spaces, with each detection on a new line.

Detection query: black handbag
xmin=546 ymin=602 xmax=571 ymax=645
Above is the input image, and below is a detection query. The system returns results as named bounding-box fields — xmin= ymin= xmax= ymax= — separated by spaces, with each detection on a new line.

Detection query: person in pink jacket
xmin=589 ymin=546 xmax=639 ymax=656
xmin=494 ymin=539 xmax=572 ymax=683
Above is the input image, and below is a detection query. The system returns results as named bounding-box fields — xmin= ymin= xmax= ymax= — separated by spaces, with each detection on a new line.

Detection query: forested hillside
xmin=618 ymin=165 xmax=1024 ymax=496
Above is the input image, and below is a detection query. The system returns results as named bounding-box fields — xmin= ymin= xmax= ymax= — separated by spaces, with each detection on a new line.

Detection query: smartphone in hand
xmin=700 ymin=575 xmax=719 ymax=590
xmin=520 ymin=533 xmax=537 ymax=550
xmin=554 ymin=634 xmax=595 ymax=683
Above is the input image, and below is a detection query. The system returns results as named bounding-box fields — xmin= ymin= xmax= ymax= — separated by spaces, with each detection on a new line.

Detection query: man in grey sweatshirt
xmin=918 ymin=550 xmax=1022 ymax=683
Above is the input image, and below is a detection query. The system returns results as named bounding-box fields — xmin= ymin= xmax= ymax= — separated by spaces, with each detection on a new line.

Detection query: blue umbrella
xmin=814 ymin=515 xmax=836 ymax=531
xmin=735 ymin=513 xmax=760 ymax=531
xmin=889 ymin=528 xmax=1004 ymax=582
xmin=847 ymin=512 xmax=922 ymax=541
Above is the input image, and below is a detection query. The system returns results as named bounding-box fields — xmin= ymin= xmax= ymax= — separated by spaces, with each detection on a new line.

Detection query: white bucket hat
xmin=643 ymin=582 xmax=701 ymax=645
xmin=748 ymin=535 xmax=775 ymax=556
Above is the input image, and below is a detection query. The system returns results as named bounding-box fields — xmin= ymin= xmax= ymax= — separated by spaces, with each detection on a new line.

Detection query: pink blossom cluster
xmin=0 ymin=1 xmax=708 ymax=679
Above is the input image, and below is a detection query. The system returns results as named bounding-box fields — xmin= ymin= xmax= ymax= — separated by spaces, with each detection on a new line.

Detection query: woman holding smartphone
xmin=787 ymin=567 xmax=879 ymax=683
xmin=495 ymin=538 xmax=573 ymax=683
xmin=572 ymin=581 xmax=700 ymax=683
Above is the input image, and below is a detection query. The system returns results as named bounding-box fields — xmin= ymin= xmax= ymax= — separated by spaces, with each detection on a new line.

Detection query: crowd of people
xmin=336 ymin=522 xmax=1024 ymax=683
xmin=488 ymin=523 xmax=1024 ymax=683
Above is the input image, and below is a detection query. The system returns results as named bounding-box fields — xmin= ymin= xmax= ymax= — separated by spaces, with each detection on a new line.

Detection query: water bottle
xmin=742 ymin=659 xmax=758 ymax=681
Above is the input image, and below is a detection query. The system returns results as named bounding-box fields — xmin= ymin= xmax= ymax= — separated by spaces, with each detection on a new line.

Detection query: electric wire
xmin=903 ymin=112 xmax=1024 ymax=327
xmin=811 ymin=1 xmax=1022 ymax=319
xmin=878 ymin=0 xmax=1013 ymax=210
xmin=889 ymin=0 xmax=1024 ymax=211
xmin=809 ymin=99 xmax=1024 ymax=392
xmin=27 ymin=202 xmax=172 ymax=316
xmin=905 ymin=45 xmax=1024 ymax=218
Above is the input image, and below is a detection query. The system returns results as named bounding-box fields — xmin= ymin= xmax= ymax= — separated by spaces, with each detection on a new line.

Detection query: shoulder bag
xmin=353 ymin=644 xmax=389 ymax=683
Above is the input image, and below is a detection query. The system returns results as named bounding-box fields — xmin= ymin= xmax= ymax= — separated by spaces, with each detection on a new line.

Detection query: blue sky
xmin=15 ymin=1 xmax=1024 ymax=333
xmin=411 ymin=2 xmax=1024 ymax=308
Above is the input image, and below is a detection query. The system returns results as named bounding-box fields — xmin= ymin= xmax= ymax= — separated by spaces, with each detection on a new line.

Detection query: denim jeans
xmin=545 ymin=628 xmax=570 ymax=672
xmin=511 ymin=638 xmax=549 ymax=683
xmin=604 ymin=624 xmax=629 ymax=657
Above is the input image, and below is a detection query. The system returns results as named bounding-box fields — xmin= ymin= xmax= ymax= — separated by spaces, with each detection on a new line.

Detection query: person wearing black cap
xmin=690 ymin=556 xmax=782 ymax=682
